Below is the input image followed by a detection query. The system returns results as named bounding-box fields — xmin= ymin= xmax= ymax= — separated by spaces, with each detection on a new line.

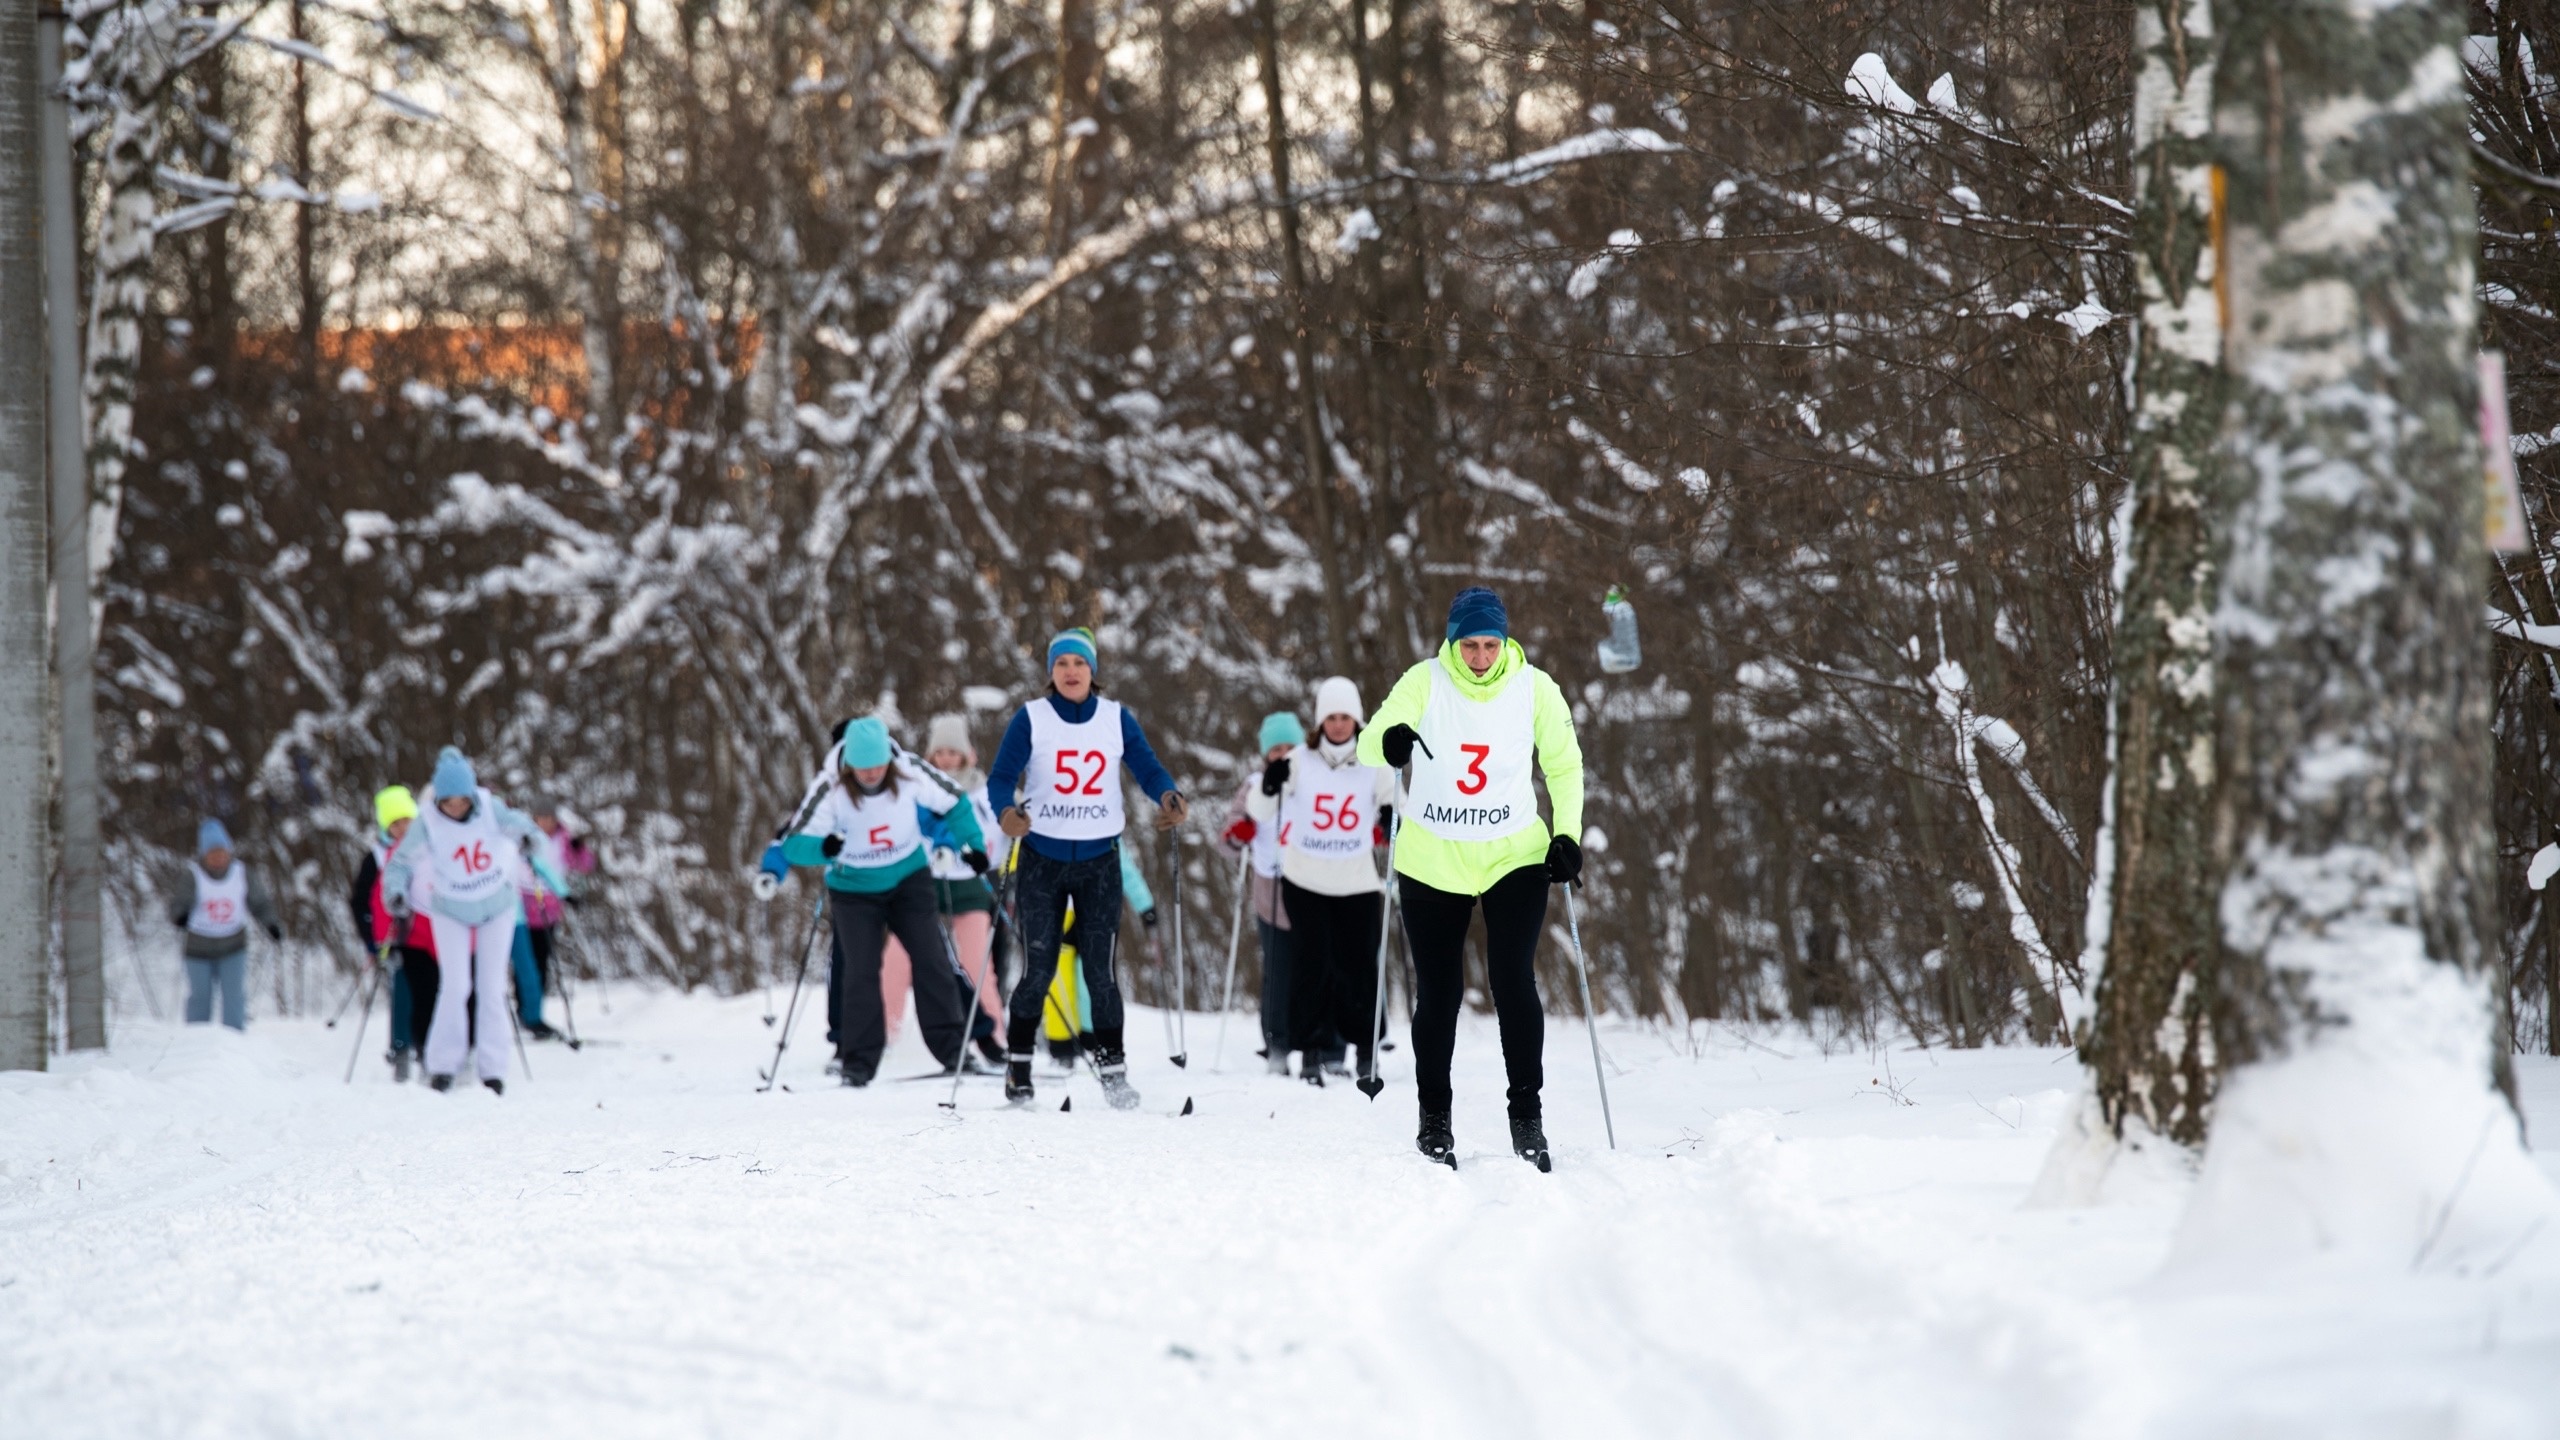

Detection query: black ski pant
xmin=1401 ymin=864 xmax=1549 ymax=1119
xmin=1006 ymin=845 xmax=1126 ymax=1057
xmin=1256 ymin=918 xmax=1296 ymax=1052
xmin=527 ymin=924 xmax=557 ymax=997
xmin=1282 ymin=881 xmax=1381 ymax=1064
xmin=398 ymin=945 xmax=439 ymax=1053
xmin=828 ymin=872 xmax=967 ymax=1081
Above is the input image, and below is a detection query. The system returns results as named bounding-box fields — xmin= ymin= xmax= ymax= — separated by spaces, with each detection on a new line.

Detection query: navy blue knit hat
xmin=1445 ymin=587 xmax=1509 ymax=642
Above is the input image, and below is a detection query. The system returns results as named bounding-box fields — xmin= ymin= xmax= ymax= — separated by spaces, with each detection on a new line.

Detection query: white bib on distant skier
xmin=1282 ymin=754 xmax=1383 ymax=861
xmin=187 ymin=862 xmax=249 ymax=940
xmin=1407 ymin=661 xmax=1538 ymax=843
xmin=824 ymin=777 xmax=927 ymax=870
xmin=1023 ymin=698 xmax=1127 ymax=840
xmin=420 ymin=788 xmax=513 ymax=910
xmin=1252 ymin=780 xmax=1286 ymax=878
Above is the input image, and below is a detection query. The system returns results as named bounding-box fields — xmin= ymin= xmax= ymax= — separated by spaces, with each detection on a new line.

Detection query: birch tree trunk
xmin=549 ymin=0 xmax=619 ymax=436
xmin=2081 ymin=0 xmax=2227 ymax=1148
xmin=2176 ymin=0 xmax=2552 ymax=1267
xmin=79 ymin=0 xmax=179 ymax=600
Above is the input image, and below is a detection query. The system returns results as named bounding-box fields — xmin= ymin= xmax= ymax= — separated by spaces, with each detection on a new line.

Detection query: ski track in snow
xmin=4 ymin=992 xmax=2555 ymax=1439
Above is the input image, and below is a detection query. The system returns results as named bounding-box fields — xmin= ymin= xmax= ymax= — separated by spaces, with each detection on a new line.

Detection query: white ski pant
xmin=425 ymin=908 xmax=519 ymax=1082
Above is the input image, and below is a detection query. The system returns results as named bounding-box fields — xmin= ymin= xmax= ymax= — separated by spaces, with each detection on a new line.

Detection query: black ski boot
xmin=1004 ymin=1058 xmax=1036 ymax=1107
xmin=429 ymin=1074 xmax=455 ymax=1093
xmin=1094 ymin=1048 xmax=1141 ymax=1110
xmin=1510 ymin=1115 xmax=1552 ymax=1173
xmin=484 ymin=1079 xmax=505 ymax=1097
xmin=1417 ymin=1109 xmax=1456 ymax=1168
xmin=1303 ymin=1056 xmax=1325 ymax=1089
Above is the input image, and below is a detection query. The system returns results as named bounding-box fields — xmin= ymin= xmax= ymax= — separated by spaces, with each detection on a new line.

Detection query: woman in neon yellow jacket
xmin=1358 ymin=586 xmax=1584 ymax=1170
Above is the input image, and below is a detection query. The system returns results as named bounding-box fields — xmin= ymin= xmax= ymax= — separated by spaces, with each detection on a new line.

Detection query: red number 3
xmin=1456 ymin=744 xmax=1492 ymax=796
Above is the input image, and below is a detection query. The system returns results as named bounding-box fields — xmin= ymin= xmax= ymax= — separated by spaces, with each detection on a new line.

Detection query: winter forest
xmin=38 ymin=0 xmax=2560 ymax=1064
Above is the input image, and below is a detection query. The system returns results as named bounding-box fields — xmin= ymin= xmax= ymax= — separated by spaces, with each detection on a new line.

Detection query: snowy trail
xmin=5 ymin=992 xmax=2556 ymax=1439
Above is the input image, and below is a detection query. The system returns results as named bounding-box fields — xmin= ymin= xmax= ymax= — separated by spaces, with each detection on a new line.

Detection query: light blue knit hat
xmin=840 ymin=716 xmax=893 ymax=770
xmin=1258 ymin=712 xmax=1305 ymax=751
xmin=431 ymin=746 xmax=478 ymax=799
xmin=197 ymin=818 xmax=233 ymax=856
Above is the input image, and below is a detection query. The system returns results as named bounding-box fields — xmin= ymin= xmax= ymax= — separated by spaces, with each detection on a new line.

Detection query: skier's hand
xmin=819 ymin=834 xmax=845 ymax=859
xmin=1373 ymin=805 xmax=1393 ymax=849
xmin=1379 ymin=723 xmax=1421 ymax=769
xmin=1545 ymin=834 xmax=1583 ymax=887
xmin=1259 ymin=755 xmax=1291 ymax=796
xmin=1140 ymin=907 xmax=1160 ymax=930
xmin=998 ymin=806 xmax=1032 ymax=839
xmin=1222 ymin=817 xmax=1256 ymax=848
xmin=1154 ymin=792 xmax=1188 ymax=830
xmin=963 ymin=848 xmax=991 ymax=875
xmin=387 ymin=894 xmax=413 ymax=922
xmin=758 ymin=841 xmax=789 ymax=880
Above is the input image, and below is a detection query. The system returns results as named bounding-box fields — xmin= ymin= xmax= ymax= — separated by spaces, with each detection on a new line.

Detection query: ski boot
xmin=1004 ymin=1058 xmax=1037 ymax=1108
xmin=526 ymin=1021 xmax=561 ymax=1042
xmin=389 ymin=1048 xmax=412 ymax=1083
xmin=1417 ymin=1109 xmax=1457 ymax=1169
xmin=1303 ymin=1056 xmax=1325 ymax=1089
xmin=429 ymin=1074 xmax=455 ymax=1093
xmin=839 ymin=1062 xmax=873 ymax=1088
xmin=484 ymin=1079 xmax=506 ymax=1097
xmin=1094 ymin=1048 xmax=1142 ymax=1111
xmin=1510 ymin=1115 xmax=1552 ymax=1173
xmin=1265 ymin=1049 xmax=1291 ymax=1077
xmin=973 ymin=1033 xmax=1007 ymax=1066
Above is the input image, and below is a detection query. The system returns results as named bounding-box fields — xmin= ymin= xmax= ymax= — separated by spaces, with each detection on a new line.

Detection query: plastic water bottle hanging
xmin=1597 ymin=585 xmax=1641 ymax=674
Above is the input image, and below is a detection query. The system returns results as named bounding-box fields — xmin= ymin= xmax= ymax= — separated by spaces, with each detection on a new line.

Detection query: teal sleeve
xmin=941 ymin=796 xmax=986 ymax=851
xmin=1120 ymin=848 xmax=1157 ymax=913
xmin=782 ymin=834 xmax=834 ymax=868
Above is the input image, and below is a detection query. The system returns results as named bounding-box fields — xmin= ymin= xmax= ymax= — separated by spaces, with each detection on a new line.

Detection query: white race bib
xmin=1024 ymin=698 xmax=1127 ymax=840
xmin=421 ymin=788 xmax=512 ymax=907
xmin=187 ymin=862 xmax=249 ymax=940
xmin=1406 ymin=661 xmax=1539 ymax=843
xmin=829 ymin=780 xmax=926 ymax=869
xmin=1282 ymin=755 xmax=1383 ymax=861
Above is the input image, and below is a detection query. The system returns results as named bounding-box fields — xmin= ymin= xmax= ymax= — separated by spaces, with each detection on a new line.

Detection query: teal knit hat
xmin=840 ymin=716 xmax=893 ymax=769
xmin=1258 ymin=712 xmax=1305 ymax=751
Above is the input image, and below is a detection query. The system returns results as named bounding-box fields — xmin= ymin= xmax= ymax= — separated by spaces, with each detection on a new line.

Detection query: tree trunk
xmin=80 ymin=2 xmax=179 ymax=607
xmin=1 ymin=0 xmax=54 ymax=1071
xmin=291 ymin=0 xmax=319 ymax=389
xmin=1251 ymin=0 xmax=1352 ymax=672
xmin=2081 ymin=0 xmax=2227 ymax=1147
xmin=551 ymin=0 xmax=621 ymax=436
xmin=2180 ymin=0 xmax=2546 ymax=1266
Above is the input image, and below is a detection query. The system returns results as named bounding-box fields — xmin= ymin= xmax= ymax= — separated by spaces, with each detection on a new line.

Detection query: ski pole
xmin=946 ymin=857 xmax=1019 ymax=1110
xmin=1359 ymin=785 xmax=1403 ymax=1099
xmin=509 ymin=981 xmax=534 ymax=1082
xmin=1168 ymin=827 xmax=1188 ymax=1068
xmin=340 ymin=940 xmax=391 ymax=1083
xmin=1211 ymin=847 xmax=1247 ymax=1070
xmin=324 ymin=960 xmax=370 ymax=1028
xmin=1560 ymin=884 xmax=1617 ymax=1150
xmin=760 ymin=889 xmax=829 ymax=1092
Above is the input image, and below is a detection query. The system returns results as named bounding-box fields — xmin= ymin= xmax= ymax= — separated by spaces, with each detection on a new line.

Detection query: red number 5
xmin=868 ymin=825 xmax=893 ymax=848
xmin=1456 ymin=744 xmax=1492 ymax=796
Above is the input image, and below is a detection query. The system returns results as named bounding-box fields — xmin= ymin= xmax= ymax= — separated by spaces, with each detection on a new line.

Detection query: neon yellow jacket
xmin=1357 ymin=639 xmax=1583 ymax=896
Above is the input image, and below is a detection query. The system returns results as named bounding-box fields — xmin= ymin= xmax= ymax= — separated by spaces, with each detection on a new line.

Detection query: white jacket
xmin=1246 ymin=737 xmax=1398 ymax=896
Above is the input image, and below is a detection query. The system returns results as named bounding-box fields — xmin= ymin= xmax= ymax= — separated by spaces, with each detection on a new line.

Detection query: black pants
xmin=829 ymin=872 xmax=968 ymax=1080
xmin=398 ymin=945 xmax=439 ymax=1053
xmin=1006 ymin=845 xmax=1126 ymax=1056
xmin=527 ymin=924 xmax=557 ymax=996
xmin=1402 ymin=865 xmax=1549 ymax=1119
xmin=1282 ymin=881 xmax=1381 ymax=1062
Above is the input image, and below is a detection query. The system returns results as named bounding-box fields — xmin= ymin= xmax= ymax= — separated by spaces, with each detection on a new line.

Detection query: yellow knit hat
xmin=374 ymin=785 xmax=420 ymax=831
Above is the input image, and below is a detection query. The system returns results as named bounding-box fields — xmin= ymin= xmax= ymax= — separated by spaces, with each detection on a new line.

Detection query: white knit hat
xmin=1314 ymin=676 xmax=1363 ymax=727
xmin=925 ymin=713 xmax=975 ymax=760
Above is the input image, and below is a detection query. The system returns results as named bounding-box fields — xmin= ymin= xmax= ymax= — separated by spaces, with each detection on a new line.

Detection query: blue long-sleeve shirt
xmin=987 ymin=692 xmax=1181 ymax=862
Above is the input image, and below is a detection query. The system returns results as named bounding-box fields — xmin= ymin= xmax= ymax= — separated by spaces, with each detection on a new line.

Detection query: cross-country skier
xmin=167 ymin=819 xmax=281 ymax=1030
xmin=892 ymin=713 xmax=1009 ymax=1067
xmin=1221 ymin=712 xmax=1302 ymax=1075
xmin=780 ymin=716 xmax=988 ymax=1085
xmin=1252 ymin=677 xmax=1396 ymax=1087
xmin=383 ymin=747 xmax=561 ymax=1094
xmin=520 ymin=797 xmax=594 ymax=1031
xmin=347 ymin=786 xmax=439 ymax=1080
xmin=1358 ymin=587 xmax=1585 ymax=1169
xmin=986 ymin=626 xmax=1186 ymax=1108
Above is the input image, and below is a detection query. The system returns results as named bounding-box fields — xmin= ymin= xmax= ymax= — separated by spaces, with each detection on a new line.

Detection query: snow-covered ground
xmin=5 ymin=989 xmax=2556 ymax=1439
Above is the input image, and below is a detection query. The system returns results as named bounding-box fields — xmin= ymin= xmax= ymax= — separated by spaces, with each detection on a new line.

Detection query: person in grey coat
xmin=166 ymin=819 xmax=281 ymax=1030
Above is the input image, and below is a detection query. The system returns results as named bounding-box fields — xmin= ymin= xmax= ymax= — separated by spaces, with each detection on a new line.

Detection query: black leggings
xmin=398 ymin=945 xmax=439 ymax=1053
xmin=1006 ymin=845 xmax=1126 ymax=1056
xmin=1282 ymin=882 xmax=1381 ymax=1060
xmin=1400 ymin=865 xmax=1549 ymax=1118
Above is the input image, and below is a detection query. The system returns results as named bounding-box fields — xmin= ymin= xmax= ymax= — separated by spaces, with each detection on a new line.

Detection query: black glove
xmin=1140 ymin=908 xmax=1160 ymax=930
xmin=820 ymin=835 xmax=844 ymax=858
xmin=387 ymin=894 xmax=412 ymax=922
xmin=266 ymin=925 xmax=284 ymax=942
xmin=1260 ymin=754 xmax=1292 ymax=795
xmin=1546 ymin=834 xmax=1583 ymax=887
xmin=1380 ymin=723 xmax=1421 ymax=769
xmin=963 ymin=848 xmax=990 ymax=875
